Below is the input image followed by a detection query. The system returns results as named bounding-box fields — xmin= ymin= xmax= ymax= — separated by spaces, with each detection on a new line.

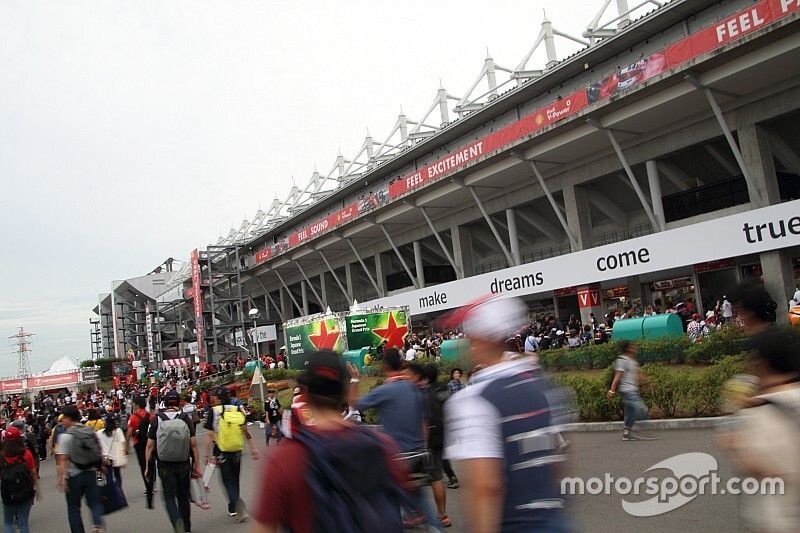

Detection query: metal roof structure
xmin=162 ymin=0 xmax=709 ymax=294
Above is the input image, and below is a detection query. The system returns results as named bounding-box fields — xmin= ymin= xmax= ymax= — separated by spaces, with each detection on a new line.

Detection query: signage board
xmin=361 ymin=200 xmax=800 ymax=315
xmin=345 ymin=309 xmax=410 ymax=350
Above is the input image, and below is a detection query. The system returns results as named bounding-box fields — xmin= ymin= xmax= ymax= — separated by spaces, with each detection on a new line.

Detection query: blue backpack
xmin=294 ymin=425 xmax=409 ymax=533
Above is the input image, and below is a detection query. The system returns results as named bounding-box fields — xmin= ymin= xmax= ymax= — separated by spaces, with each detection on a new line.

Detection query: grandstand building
xmin=96 ymin=0 xmax=800 ymax=365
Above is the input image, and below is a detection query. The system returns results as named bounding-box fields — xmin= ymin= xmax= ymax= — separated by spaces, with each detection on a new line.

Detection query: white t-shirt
xmin=614 ymin=356 xmax=639 ymax=394
xmin=444 ymin=359 xmax=544 ymax=462
xmin=404 ymin=348 xmax=417 ymax=361
xmin=722 ymin=300 xmax=733 ymax=318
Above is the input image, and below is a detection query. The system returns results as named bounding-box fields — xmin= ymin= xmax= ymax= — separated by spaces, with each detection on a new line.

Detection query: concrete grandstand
xmin=95 ymin=0 xmax=800 ymax=365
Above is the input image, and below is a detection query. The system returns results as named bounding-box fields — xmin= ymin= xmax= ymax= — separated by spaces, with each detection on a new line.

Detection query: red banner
xmin=389 ymin=89 xmax=590 ymax=199
xmin=578 ymin=289 xmax=602 ymax=308
xmin=250 ymin=0 xmax=799 ymax=263
xmin=190 ymin=249 xmax=206 ymax=361
xmin=255 ymin=248 xmax=273 ymax=264
xmin=289 ymin=203 xmax=361 ymax=247
xmin=0 ymin=379 xmax=23 ymax=393
xmin=27 ymin=373 xmax=79 ymax=389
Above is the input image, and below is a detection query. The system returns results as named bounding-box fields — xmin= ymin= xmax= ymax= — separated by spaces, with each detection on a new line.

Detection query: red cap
xmin=4 ymin=427 xmax=22 ymax=440
xmin=692 ymin=313 xmax=701 ymax=319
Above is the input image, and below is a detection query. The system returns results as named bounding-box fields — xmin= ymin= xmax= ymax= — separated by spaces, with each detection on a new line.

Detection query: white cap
xmin=444 ymin=296 xmax=528 ymax=344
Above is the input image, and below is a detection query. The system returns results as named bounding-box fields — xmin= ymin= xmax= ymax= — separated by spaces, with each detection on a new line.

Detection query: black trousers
xmin=158 ymin=461 xmax=191 ymax=533
xmin=135 ymin=443 xmax=156 ymax=507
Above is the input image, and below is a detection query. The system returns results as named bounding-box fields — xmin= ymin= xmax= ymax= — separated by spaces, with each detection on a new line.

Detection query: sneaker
xmin=229 ymin=512 xmax=237 ymax=517
xmin=438 ymin=514 xmax=452 ymax=528
xmin=446 ymin=477 xmax=459 ymax=489
xmin=235 ymin=501 xmax=248 ymax=523
xmin=622 ymin=430 xmax=637 ymax=441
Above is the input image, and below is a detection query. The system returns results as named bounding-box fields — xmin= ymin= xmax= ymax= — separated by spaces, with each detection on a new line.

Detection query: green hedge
xmin=551 ymin=354 xmax=749 ymax=421
xmin=539 ymin=327 xmax=750 ymax=370
xmin=240 ymin=368 xmax=302 ymax=381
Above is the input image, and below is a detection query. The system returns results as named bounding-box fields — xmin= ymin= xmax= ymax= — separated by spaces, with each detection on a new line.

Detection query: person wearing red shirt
xmin=1 ymin=426 xmax=39 ymax=532
xmin=251 ymin=351 xmax=407 ymax=533
xmin=126 ymin=396 xmax=156 ymax=508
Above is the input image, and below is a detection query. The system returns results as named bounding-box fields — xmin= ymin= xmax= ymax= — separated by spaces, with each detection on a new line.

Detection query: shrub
xmin=685 ymin=326 xmax=749 ymax=364
xmin=552 ymin=355 xmax=750 ymax=421
xmin=540 ymin=342 xmax=621 ymax=370
xmin=551 ymin=368 xmax=621 ymax=422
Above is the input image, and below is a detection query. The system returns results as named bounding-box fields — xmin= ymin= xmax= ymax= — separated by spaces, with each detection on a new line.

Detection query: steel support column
xmin=528 ymin=161 xmax=578 ymax=250
xmin=300 ymin=281 xmax=309 ymax=316
xmin=274 ymin=270 xmax=302 ymax=312
xmin=645 ymin=160 xmax=666 ymax=231
xmin=295 ymin=262 xmax=325 ymax=308
xmin=419 ymin=206 xmax=461 ymax=277
xmin=603 ymin=128 xmax=660 ymax=231
xmin=413 ymin=241 xmax=425 ymax=289
xmin=506 ymin=208 xmax=522 ymax=265
xmin=379 ymin=225 xmax=421 ymax=289
xmin=686 ymin=76 xmax=762 ymax=205
xmin=256 ymin=278 xmax=284 ymax=323
xmin=467 ymin=186 xmax=516 ymax=266
xmin=346 ymin=239 xmax=383 ymax=295
xmin=317 ymin=250 xmax=350 ymax=300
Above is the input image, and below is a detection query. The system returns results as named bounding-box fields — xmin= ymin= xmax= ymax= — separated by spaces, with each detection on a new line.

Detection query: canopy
xmin=163 ymin=357 xmax=191 ymax=368
xmin=46 ymin=356 xmax=78 ymax=374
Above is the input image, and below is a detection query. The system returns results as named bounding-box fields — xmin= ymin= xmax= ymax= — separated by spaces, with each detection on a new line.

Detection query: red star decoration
xmin=372 ymin=312 xmax=409 ymax=348
xmin=308 ymin=320 xmax=340 ymax=350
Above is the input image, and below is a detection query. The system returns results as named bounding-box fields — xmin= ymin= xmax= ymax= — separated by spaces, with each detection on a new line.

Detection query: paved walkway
xmin=29 ymin=426 xmax=743 ymax=532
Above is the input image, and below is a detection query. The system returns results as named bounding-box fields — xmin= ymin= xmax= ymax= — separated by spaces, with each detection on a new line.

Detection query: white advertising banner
xmin=250 ymin=325 xmax=277 ymax=344
xmin=188 ymin=342 xmax=199 ymax=355
xmin=226 ymin=325 xmax=277 ymax=346
xmin=145 ymin=302 xmax=155 ymax=363
xmin=362 ymin=200 xmax=800 ymax=315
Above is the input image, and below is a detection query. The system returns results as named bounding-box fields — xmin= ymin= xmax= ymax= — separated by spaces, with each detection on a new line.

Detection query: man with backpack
xmin=251 ymin=351 xmax=408 ymax=533
xmin=127 ymin=395 xmax=156 ymax=508
xmin=145 ymin=390 xmax=200 ymax=533
xmin=204 ymin=386 xmax=259 ymax=522
xmin=347 ymin=348 xmax=443 ymax=531
xmin=55 ymin=405 xmax=105 ymax=533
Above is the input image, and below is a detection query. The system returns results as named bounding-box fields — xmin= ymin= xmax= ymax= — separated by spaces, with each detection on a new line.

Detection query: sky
xmin=0 ymin=0 xmax=648 ymax=376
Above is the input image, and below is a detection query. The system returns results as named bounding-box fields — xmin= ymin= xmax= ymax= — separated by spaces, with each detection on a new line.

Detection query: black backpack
xmin=135 ymin=412 xmax=151 ymax=448
xmin=0 ymin=458 xmax=34 ymax=505
xmin=294 ymin=425 xmax=409 ymax=533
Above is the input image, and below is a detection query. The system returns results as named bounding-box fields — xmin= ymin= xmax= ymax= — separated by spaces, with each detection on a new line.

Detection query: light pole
xmin=248 ymin=308 xmax=265 ymax=410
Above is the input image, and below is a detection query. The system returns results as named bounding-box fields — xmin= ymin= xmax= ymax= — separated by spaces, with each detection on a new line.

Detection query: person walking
xmin=347 ymin=348 xmax=443 ymax=531
xmin=718 ymin=281 xmax=800 ymax=532
xmin=127 ymin=396 xmax=156 ymax=508
xmin=96 ymin=413 xmax=127 ymax=489
xmin=204 ymin=386 xmax=259 ymax=522
xmin=56 ymin=405 xmax=105 ymax=533
xmin=1 ymin=426 xmax=39 ymax=533
xmin=251 ymin=351 xmax=408 ymax=533
xmin=420 ymin=364 xmax=453 ymax=527
xmin=145 ymin=390 xmax=200 ymax=533
xmin=441 ymin=296 xmax=571 ymax=532
xmin=264 ymin=390 xmax=282 ymax=446
xmin=608 ymin=340 xmax=654 ymax=441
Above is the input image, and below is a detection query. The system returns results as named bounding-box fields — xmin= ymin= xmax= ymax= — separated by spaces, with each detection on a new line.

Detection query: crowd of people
xmin=0 ymin=281 xmax=797 ymax=532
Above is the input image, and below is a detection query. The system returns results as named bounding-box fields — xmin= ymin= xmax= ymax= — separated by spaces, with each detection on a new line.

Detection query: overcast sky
xmin=0 ymin=0 xmax=644 ymax=376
